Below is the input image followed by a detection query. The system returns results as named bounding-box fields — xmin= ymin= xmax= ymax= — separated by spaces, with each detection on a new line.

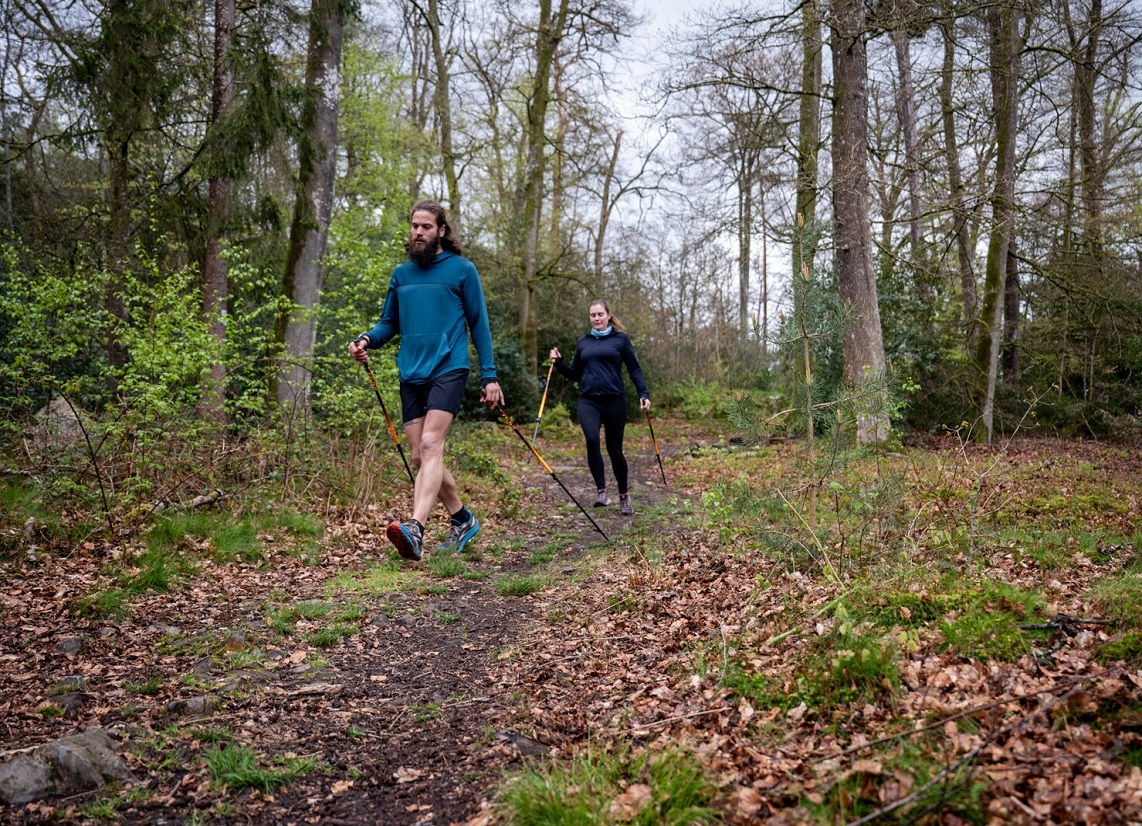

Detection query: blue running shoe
xmin=387 ymin=519 xmax=423 ymax=561
xmin=440 ymin=513 xmax=480 ymax=554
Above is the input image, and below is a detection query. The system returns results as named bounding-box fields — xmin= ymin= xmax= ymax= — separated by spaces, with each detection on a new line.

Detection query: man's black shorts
xmin=400 ymin=369 xmax=469 ymax=423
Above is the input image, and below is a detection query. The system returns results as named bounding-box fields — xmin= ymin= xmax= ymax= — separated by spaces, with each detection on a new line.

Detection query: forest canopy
xmin=2 ymin=0 xmax=1140 ymax=451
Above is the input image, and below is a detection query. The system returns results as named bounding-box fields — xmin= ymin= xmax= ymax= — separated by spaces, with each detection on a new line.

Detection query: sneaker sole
xmin=386 ymin=522 xmax=421 ymax=561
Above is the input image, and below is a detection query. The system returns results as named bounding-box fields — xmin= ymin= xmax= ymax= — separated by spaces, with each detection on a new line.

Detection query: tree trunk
xmin=1075 ymin=0 xmax=1104 ymax=270
xmin=794 ymin=0 xmax=823 ymax=279
xmin=891 ymin=26 xmax=931 ymax=301
xmin=1002 ymin=240 xmax=1020 ymax=382
xmin=549 ymin=55 xmax=566 ymax=239
xmin=939 ymin=17 xmax=977 ymax=337
xmin=275 ymin=0 xmax=348 ymax=413
xmin=517 ymin=0 xmax=570 ymax=379
xmin=972 ymin=3 xmax=1023 ymax=443
xmin=199 ymin=0 xmax=236 ymax=426
xmin=421 ymin=0 xmax=461 ymax=235
xmin=595 ymin=129 xmax=622 ymax=285
xmin=738 ymin=151 xmax=754 ymax=332
xmin=830 ymin=0 xmax=888 ymax=446
xmin=105 ymin=134 xmax=130 ymax=374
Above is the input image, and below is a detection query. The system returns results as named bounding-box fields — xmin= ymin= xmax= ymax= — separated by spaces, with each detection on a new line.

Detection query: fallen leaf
xmin=394 ymin=767 xmax=424 ymax=784
xmin=608 ymin=784 xmax=653 ymax=821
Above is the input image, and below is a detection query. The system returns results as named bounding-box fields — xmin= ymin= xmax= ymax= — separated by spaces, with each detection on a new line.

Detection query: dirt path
xmin=230 ymin=447 xmax=678 ymax=825
xmin=1 ymin=437 xmax=684 ymax=825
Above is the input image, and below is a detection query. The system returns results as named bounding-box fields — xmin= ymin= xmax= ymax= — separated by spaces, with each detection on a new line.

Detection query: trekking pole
xmin=361 ymin=359 xmax=415 ymax=484
xmin=645 ymin=411 xmax=668 ymax=488
xmin=531 ymin=358 xmax=556 ymax=445
xmin=496 ymin=405 xmax=610 ymax=543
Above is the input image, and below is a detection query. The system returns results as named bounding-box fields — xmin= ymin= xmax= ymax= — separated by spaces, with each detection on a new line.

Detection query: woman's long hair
xmin=411 ymin=199 xmax=464 ymax=256
xmin=590 ymin=299 xmax=626 ymax=332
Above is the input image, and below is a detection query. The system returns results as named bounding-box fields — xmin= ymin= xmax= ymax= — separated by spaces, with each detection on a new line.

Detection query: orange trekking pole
xmin=532 ymin=358 xmax=556 ymax=445
xmin=361 ymin=359 xmax=415 ymax=484
xmin=646 ymin=411 xmax=668 ymax=488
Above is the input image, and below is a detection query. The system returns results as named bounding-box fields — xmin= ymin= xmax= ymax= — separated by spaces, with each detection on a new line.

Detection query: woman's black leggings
xmin=578 ymin=394 xmax=629 ymax=493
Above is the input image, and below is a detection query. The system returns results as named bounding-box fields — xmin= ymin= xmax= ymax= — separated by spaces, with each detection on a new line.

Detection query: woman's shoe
xmin=594 ymin=489 xmax=608 ymax=507
xmin=619 ymin=494 xmax=633 ymax=516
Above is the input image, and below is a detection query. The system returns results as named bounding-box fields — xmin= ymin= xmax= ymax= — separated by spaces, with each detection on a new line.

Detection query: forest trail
xmin=2 ymin=425 xmax=694 ymax=825
xmin=8 ymin=429 xmax=1142 ymax=825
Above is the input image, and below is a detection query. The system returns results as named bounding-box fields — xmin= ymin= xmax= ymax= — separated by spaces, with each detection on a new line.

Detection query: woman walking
xmin=549 ymin=300 xmax=650 ymax=516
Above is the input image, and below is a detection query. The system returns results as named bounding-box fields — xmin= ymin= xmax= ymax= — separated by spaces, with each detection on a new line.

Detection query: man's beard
xmin=405 ymin=236 xmax=441 ymax=267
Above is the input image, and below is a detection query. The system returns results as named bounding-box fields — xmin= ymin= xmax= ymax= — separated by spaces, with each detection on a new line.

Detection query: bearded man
xmin=349 ymin=200 xmax=504 ymax=561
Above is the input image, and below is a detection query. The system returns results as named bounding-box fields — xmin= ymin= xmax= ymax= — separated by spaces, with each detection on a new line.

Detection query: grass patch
xmin=412 ymin=701 xmax=441 ymax=722
xmin=120 ymin=546 xmax=196 ymax=593
xmin=261 ymin=509 xmax=324 ymax=561
xmin=75 ymin=542 xmax=198 ymax=618
xmin=80 ymin=799 xmax=118 ymax=820
xmin=939 ymin=580 xmax=1048 ymax=662
xmin=0 ymin=480 xmax=105 ymax=557
xmin=266 ymin=607 xmax=298 ymax=636
xmin=268 ymin=509 xmax=324 ymax=538
xmin=333 ymin=602 xmax=366 ymax=622
xmin=211 ymin=520 xmax=261 ymax=563
xmin=805 ymin=625 xmax=900 ymax=707
xmin=527 ymin=538 xmax=570 ymax=565
xmin=840 ymin=574 xmax=963 ymax=628
xmin=721 ymin=665 xmax=787 ymax=709
xmin=495 ymin=574 xmax=547 ymax=597
xmin=1089 ymin=571 xmax=1142 ymax=631
xmin=189 ymin=725 xmax=234 ymax=744
xmin=607 ymin=590 xmax=647 ymax=614
xmin=840 ymin=575 xmax=1049 ymax=664
xmin=144 ymin=509 xmax=323 ymax=565
xmin=226 ymin=648 xmax=265 ymax=669
xmin=496 ymin=744 xmax=718 ymax=825
xmin=76 ymin=587 xmax=130 ymax=619
xmin=808 ymin=744 xmax=987 ymax=824
xmin=308 ymin=623 xmax=355 ymax=649
xmin=329 ymin=559 xmax=424 ymax=594
xmin=202 ymin=742 xmax=316 ymax=791
xmin=720 ymin=623 xmax=901 ymax=712
xmin=426 ymin=555 xmax=469 ymax=578
xmin=125 ymin=677 xmax=164 ymax=696
xmin=1096 ymin=630 xmax=1142 ymax=664
xmin=295 ymin=600 xmax=331 ymax=619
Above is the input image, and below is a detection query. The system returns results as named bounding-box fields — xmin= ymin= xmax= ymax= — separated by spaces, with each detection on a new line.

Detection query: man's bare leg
xmin=403 ymin=409 xmax=461 ymax=525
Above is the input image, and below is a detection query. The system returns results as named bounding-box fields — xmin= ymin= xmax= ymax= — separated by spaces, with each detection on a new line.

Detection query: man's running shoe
xmin=387 ymin=519 xmax=424 ymax=561
xmin=594 ymin=489 xmax=608 ymax=507
xmin=619 ymin=494 xmax=633 ymax=516
xmin=440 ymin=513 xmax=480 ymax=554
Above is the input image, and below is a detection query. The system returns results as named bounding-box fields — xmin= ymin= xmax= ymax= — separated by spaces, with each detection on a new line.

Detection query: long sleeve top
xmin=359 ymin=251 xmax=497 ymax=385
xmin=554 ymin=330 xmax=649 ymax=399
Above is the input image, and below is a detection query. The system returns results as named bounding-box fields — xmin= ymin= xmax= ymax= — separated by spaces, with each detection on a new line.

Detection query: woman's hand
xmin=640 ymin=397 xmax=651 ymax=412
xmin=548 ymin=347 xmax=561 ymax=361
